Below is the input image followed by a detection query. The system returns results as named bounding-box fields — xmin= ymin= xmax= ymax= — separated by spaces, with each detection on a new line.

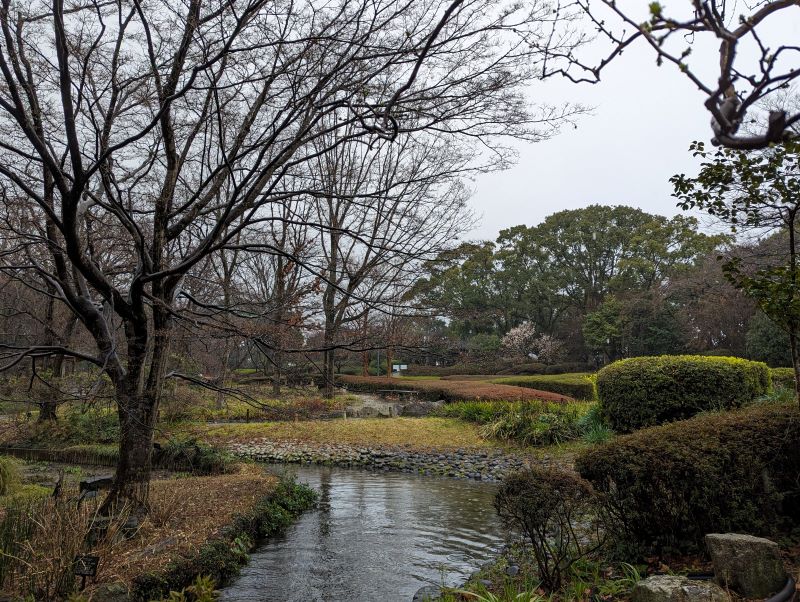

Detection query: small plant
xmin=494 ymin=467 xmax=606 ymax=591
xmin=159 ymin=574 xmax=218 ymax=601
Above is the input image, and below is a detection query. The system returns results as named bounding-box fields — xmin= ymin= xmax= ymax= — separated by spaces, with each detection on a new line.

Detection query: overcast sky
xmin=466 ymin=9 xmax=800 ymax=241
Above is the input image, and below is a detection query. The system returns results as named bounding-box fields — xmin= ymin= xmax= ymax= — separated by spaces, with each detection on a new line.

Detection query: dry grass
xmin=87 ymin=465 xmax=276 ymax=594
xmin=181 ymin=417 xmax=506 ymax=450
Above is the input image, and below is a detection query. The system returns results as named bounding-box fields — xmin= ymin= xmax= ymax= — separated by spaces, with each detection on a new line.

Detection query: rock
xmin=632 ymin=575 xmax=730 ymax=602
xmin=412 ymin=585 xmax=442 ymax=601
xmin=705 ymin=533 xmax=787 ymax=598
xmin=505 ymin=564 xmax=520 ymax=576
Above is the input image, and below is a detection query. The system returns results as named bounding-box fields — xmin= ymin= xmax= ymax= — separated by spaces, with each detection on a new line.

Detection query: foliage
xmin=674 ymin=140 xmax=800 ymax=400
xmin=596 ymin=355 xmax=771 ymax=432
xmin=0 ymin=456 xmax=21 ymax=496
xmin=63 ymin=407 xmax=120 ymax=444
xmin=131 ymin=477 xmax=316 ymax=601
xmin=157 ymin=575 xmax=217 ymax=602
xmin=771 ymin=367 xmax=796 ymax=390
xmin=494 ymin=467 xmax=605 ymax=590
xmin=747 ymin=311 xmax=792 ymax=367
xmin=156 ymin=438 xmax=236 ymax=475
xmin=492 ymin=374 xmax=596 ymax=401
xmin=576 ymin=403 xmax=800 ymax=555
xmin=436 ymin=400 xmax=602 ymax=446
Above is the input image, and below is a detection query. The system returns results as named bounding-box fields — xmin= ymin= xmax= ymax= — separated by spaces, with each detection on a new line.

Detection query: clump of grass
xmin=437 ymin=401 xmax=604 ymax=447
xmin=0 ymin=456 xmax=21 ymax=495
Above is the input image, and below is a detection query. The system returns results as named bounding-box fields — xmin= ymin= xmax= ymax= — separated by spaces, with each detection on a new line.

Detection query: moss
xmin=130 ymin=477 xmax=316 ymax=601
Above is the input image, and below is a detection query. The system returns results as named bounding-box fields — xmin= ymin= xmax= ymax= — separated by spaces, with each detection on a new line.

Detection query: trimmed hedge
xmin=596 ymin=355 xmax=770 ymax=432
xmin=576 ymin=403 xmax=800 ymax=554
xmin=771 ymin=367 xmax=796 ymax=389
xmin=131 ymin=478 xmax=316 ymax=601
xmin=405 ymin=361 xmax=595 ymax=377
xmin=338 ymin=375 xmax=571 ymax=403
xmin=491 ymin=373 xmax=596 ymax=401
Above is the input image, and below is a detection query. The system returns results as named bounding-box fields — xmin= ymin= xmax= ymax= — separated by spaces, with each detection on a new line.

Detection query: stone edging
xmin=227 ymin=439 xmax=538 ymax=481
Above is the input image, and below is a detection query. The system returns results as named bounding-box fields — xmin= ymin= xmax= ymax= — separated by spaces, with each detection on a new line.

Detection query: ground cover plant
xmin=596 ymin=355 xmax=771 ymax=432
xmin=338 ymin=375 xmax=571 ymax=403
xmin=576 ymin=402 xmax=800 ymax=555
xmin=435 ymin=401 xmax=607 ymax=446
xmin=491 ymin=374 xmax=596 ymax=401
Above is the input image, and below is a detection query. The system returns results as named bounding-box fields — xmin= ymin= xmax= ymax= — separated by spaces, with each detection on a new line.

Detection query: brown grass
xmin=88 ymin=465 xmax=276 ymax=594
xmin=180 ymin=417 xmax=507 ymax=451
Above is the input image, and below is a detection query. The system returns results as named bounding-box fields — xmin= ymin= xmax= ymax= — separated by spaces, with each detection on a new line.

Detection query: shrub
xmin=771 ymin=367 xmax=795 ymax=390
xmin=63 ymin=407 xmax=120 ymax=444
xmin=494 ymin=467 xmax=605 ymax=590
xmin=492 ymin=373 xmax=596 ymax=401
xmin=155 ymin=438 xmax=236 ymax=475
xmin=576 ymin=403 xmax=800 ymax=555
xmin=596 ymin=355 xmax=771 ymax=432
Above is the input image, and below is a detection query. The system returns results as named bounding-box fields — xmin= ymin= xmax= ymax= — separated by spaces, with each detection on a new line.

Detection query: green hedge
xmin=576 ymin=403 xmax=800 ymax=554
xmin=771 ymin=367 xmax=796 ymax=390
xmin=596 ymin=355 xmax=770 ymax=432
xmin=131 ymin=478 xmax=316 ymax=601
xmin=491 ymin=373 xmax=596 ymax=401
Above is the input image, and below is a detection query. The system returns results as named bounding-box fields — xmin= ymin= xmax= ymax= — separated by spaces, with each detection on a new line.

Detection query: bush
xmin=63 ymin=407 xmax=120 ymax=444
xmin=155 ymin=438 xmax=236 ymax=475
xmin=596 ymin=355 xmax=771 ymax=432
xmin=576 ymin=403 xmax=800 ymax=555
xmin=492 ymin=373 xmax=596 ymax=401
xmin=771 ymin=367 xmax=795 ymax=390
xmin=494 ymin=467 xmax=604 ymax=590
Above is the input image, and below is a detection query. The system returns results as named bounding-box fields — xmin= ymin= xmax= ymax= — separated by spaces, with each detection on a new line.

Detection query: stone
xmin=705 ymin=533 xmax=787 ymax=598
xmin=632 ymin=575 xmax=730 ymax=602
xmin=412 ymin=585 xmax=442 ymax=602
xmin=505 ymin=564 xmax=520 ymax=577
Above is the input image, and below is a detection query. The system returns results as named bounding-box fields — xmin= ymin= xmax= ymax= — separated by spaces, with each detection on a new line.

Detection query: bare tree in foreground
xmin=542 ymin=0 xmax=800 ymax=149
xmin=0 ymin=0 xmax=583 ymax=516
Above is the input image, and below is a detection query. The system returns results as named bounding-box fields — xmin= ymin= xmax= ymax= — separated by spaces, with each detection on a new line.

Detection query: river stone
xmin=705 ymin=533 xmax=786 ymax=598
xmin=412 ymin=585 xmax=442 ymax=601
xmin=632 ymin=575 xmax=730 ymax=602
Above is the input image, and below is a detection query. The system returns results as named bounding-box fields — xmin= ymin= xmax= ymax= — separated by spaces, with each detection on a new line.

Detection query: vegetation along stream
xmin=218 ymin=464 xmax=506 ymax=601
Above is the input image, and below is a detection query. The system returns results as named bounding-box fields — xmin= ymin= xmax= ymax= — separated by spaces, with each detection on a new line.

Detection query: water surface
xmin=219 ymin=465 xmax=505 ymax=602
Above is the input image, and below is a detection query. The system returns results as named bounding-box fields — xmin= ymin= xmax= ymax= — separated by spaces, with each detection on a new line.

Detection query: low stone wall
xmin=228 ymin=439 xmax=531 ymax=481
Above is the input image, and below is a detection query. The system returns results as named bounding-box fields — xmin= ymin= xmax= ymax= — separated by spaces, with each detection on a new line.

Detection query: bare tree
xmin=0 ymin=0 xmax=581 ymax=516
xmin=542 ymin=0 xmax=800 ymax=149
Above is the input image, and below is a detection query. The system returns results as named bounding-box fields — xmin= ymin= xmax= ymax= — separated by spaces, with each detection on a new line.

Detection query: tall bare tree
xmin=0 ymin=0 xmax=582 ymax=516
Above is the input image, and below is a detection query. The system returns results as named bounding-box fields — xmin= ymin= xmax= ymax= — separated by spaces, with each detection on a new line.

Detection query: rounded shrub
xmin=596 ymin=354 xmax=770 ymax=432
xmin=576 ymin=403 xmax=800 ymax=555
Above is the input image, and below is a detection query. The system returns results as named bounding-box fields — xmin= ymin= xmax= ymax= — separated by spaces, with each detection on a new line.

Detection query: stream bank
xmin=227 ymin=439 xmax=544 ymax=481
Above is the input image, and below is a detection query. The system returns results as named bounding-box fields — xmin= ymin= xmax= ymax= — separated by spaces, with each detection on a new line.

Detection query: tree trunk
xmin=791 ymin=332 xmax=800 ymax=406
xmin=100 ymin=385 xmax=157 ymax=519
xmin=322 ymin=347 xmax=335 ymax=398
xmin=362 ymin=351 xmax=370 ymax=377
xmin=215 ymin=341 xmax=231 ymax=410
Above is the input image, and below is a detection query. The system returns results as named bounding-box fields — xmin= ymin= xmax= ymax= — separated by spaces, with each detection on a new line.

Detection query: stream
xmin=218 ymin=464 xmax=506 ymax=602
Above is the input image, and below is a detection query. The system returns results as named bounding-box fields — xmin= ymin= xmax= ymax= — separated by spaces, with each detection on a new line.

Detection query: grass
xmin=436 ymin=401 xmax=611 ymax=447
xmin=177 ymin=417 xmax=507 ymax=450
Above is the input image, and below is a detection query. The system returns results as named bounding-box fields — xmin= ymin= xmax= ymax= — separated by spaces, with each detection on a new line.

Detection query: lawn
xmin=179 ymin=417 xmax=508 ymax=450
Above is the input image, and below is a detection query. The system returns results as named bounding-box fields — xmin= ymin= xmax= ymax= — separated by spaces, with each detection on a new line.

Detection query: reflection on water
xmin=218 ymin=465 xmax=505 ymax=602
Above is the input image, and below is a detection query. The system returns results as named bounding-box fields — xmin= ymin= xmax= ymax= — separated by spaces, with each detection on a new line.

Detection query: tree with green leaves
xmin=673 ymin=140 xmax=800 ymax=403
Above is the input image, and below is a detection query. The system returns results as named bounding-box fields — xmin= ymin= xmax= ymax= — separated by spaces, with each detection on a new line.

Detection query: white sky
xmin=467 ymin=5 xmax=800 ymax=241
